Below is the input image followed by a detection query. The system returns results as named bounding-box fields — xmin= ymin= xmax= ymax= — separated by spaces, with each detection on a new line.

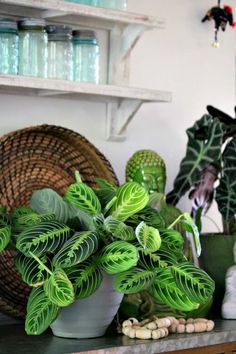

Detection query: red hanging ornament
xmin=202 ymin=2 xmax=236 ymax=47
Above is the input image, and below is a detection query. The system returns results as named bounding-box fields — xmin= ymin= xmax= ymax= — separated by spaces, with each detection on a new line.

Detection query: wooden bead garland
xmin=121 ymin=316 xmax=215 ymax=340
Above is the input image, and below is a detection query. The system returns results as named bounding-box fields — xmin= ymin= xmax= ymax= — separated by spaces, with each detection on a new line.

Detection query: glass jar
xmin=66 ymin=0 xmax=99 ymax=5
xmin=98 ymin=0 xmax=127 ymax=10
xmin=46 ymin=25 xmax=73 ymax=81
xmin=0 ymin=19 xmax=18 ymax=75
xmin=18 ymin=18 xmax=47 ymax=77
xmin=73 ymin=30 xmax=99 ymax=83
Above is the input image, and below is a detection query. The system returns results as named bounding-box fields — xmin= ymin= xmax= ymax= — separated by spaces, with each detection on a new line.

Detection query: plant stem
xmin=29 ymin=251 xmax=53 ymax=276
xmin=167 ymin=214 xmax=184 ymax=230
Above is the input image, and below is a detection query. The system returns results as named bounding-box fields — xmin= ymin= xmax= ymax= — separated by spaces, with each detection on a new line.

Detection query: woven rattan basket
xmin=0 ymin=124 xmax=118 ymax=319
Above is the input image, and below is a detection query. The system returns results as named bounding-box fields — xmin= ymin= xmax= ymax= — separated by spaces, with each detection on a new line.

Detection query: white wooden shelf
xmin=0 ymin=75 xmax=171 ymax=140
xmin=0 ymin=0 xmax=165 ymax=30
xmin=0 ymin=1 xmax=171 ymax=141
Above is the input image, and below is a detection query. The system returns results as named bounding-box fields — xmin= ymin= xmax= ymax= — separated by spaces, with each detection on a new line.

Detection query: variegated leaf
xmin=104 ymin=216 xmax=136 ymax=241
xmin=135 ymin=221 xmax=161 ymax=252
xmin=25 ymin=287 xmax=59 ymax=335
xmin=16 ymin=221 xmax=71 ymax=257
xmin=65 ymin=182 xmax=101 ymax=216
xmin=167 ymin=115 xmax=223 ymax=205
xmin=97 ymin=240 xmax=139 ymax=274
xmin=171 ymin=262 xmax=215 ymax=303
xmin=127 ymin=205 xmax=165 ymax=229
xmin=114 ymin=268 xmax=155 ymax=294
xmin=111 ymin=182 xmax=149 ymax=221
xmin=52 ymin=231 xmax=99 ymax=268
xmin=66 ymin=260 xmax=102 ymax=299
xmin=44 ymin=268 xmax=75 ymax=307
xmin=151 ymin=268 xmax=199 ymax=311
xmin=13 ymin=213 xmax=55 ymax=233
xmin=159 ymin=229 xmax=184 ymax=253
xmin=15 ymin=254 xmax=51 ymax=287
xmin=0 ymin=222 xmax=11 ymax=252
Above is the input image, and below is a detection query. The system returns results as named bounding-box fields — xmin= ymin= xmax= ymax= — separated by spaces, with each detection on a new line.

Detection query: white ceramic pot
xmin=50 ymin=273 xmax=123 ymax=338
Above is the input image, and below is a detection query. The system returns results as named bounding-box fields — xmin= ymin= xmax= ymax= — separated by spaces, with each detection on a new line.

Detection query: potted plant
xmin=166 ymin=105 xmax=236 ymax=315
xmin=0 ymin=171 xmax=214 ymax=337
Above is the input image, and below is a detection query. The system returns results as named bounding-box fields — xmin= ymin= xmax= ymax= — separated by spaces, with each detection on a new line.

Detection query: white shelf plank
xmin=0 ymin=0 xmax=165 ymax=30
xmin=0 ymin=75 xmax=172 ymax=102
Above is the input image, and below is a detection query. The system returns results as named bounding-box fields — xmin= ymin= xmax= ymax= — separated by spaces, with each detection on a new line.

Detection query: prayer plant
xmin=167 ymin=105 xmax=236 ymax=234
xmin=0 ymin=171 xmax=214 ymax=335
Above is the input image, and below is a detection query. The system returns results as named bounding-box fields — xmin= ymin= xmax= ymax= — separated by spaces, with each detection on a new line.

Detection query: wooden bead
xmin=135 ymin=328 xmax=152 ymax=339
xmin=206 ymin=320 xmax=215 ymax=332
xmin=186 ymin=323 xmax=195 ymax=333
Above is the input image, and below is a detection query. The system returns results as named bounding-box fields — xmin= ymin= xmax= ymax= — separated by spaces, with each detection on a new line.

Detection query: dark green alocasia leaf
xmin=52 ymin=231 xmax=99 ymax=269
xmin=16 ymin=221 xmax=71 ymax=257
xmin=25 ymin=287 xmax=59 ymax=335
xmin=135 ymin=221 xmax=161 ymax=253
xmin=66 ymin=260 xmax=103 ymax=299
xmin=114 ymin=268 xmax=155 ymax=294
xmin=171 ymin=262 xmax=215 ymax=304
xmin=167 ymin=115 xmax=223 ymax=205
xmin=44 ymin=268 xmax=75 ymax=307
xmin=111 ymin=182 xmax=149 ymax=221
xmin=216 ymin=138 xmax=236 ymax=221
xmin=65 ymin=181 xmax=101 ymax=216
xmin=151 ymin=268 xmax=199 ymax=311
xmin=31 ymin=188 xmax=78 ymax=223
xmin=98 ymin=240 xmax=139 ymax=274
xmin=0 ymin=222 xmax=11 ymax=252
xmin=15 ymin=254 xmax=51 ymax=287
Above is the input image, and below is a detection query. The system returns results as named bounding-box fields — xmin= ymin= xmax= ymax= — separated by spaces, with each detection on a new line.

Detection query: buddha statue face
xmin=126 ymin=150 xmax=166 ymax=194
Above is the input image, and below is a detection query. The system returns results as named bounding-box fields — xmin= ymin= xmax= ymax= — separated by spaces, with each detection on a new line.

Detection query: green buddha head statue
xmin=126 ymin=149 xmax=166 ymax=194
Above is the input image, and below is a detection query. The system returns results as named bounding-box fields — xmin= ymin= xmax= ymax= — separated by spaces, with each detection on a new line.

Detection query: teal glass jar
xmin=18 ymin=18 xmax=47 ymax=77
xmin=46 ymin=25 xmax=73 ymax=81
xmin=98 ymin=0 xmax=127 ymax=10
xmin=66 ymin=0 xmax=99 ymax=5
xmin=73 ymin=30 xmax=99 ymax=83
xmin=0 ymin=19 xmax=18 ymax=74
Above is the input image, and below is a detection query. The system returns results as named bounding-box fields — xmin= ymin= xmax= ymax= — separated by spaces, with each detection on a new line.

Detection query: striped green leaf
xmin=65 ymin=181 xmax=101 ymax=216
xmin=13 ymin=213 xmax=55 ymax=233
xmin=167 ymin=115 xmax=223 ymax=205
xmin=31 ymin=188 xmax=78 ymax=223
xmin=159 ymin=229 xmax=184 ymax=253
xmin=97 ymin=240 xmax=139 ymax=274
xmin=0 ymin=222 xmax=11 ymax=252
xmin=66 ymin=260 xmax=102 ymax=299
xmin=16 ymin=221 xmax=71 ymax=257
xmin=127 ymin=205 xmax=165 ymax=229
xmin=15 ymin=254 xmax=51 ymax=287
xmin=94 ymin=178 xmax=118 ymax=206
xmin=114 ymin=268 xmax=155 ymax=294
xmin=138 ymin=251 xmax=162 ymax=270
xmin=25 ymin=287 xmax=59 ymax=335
xmin=104 ymin=216 xmax=136 ymax=241
xmin=52 ymin=231 xmax=99 ymax=269
xmin=151 ymin=268 xmax=199 ymax=311
xmin=135 ymin=221 xmax=161 ymax=253
xmin=44 ymin=268 xmax=75 ymax=307
xmin=171 ymin=262 xmax=215 ymax=303
xmin=111 ymin=182 xmax=149 ymax=221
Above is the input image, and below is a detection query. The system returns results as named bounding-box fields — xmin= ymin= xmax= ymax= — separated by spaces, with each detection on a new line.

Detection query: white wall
xmin=0 ymin=0 xmax=235 ymax=235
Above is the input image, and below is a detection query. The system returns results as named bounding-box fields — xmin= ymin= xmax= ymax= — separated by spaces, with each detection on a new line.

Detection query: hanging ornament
xmin=201 ymin=1 xmax=236 ymax=47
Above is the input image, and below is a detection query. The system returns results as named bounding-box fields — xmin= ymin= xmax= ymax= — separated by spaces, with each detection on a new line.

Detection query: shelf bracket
xmin=106 ymin=98 xmax=142 ymax=141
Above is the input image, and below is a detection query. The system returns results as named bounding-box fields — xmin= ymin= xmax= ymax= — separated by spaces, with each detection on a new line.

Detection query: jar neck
xmin=0 ymin=28 xmax=18 ymax=34
xmin=73 ymin=38 xmax=98 ymax=45
xmin=19 ymin=26 xmax=45 ymax=31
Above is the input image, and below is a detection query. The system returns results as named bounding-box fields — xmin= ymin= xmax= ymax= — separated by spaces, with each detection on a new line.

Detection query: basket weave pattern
xmin=0 ymin=125 xmax=118 ymax=318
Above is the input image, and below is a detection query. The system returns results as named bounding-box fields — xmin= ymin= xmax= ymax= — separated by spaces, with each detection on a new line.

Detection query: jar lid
xmin=0 ymin=18 xmax=17 ymax=31
xmin=46 ymin=25 xmax=72 ymax=40
xmin=18 ymin=18 xmax=46 ymax=28
xmin=72 ymin=30 xmax=97 ymax=39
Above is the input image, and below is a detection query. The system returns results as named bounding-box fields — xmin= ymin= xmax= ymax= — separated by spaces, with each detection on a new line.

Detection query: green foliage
xmin=25 ymin=287 xmax=59 ymax=335
xmin=0 ymin=170 xmax=215 ymax=336
xmin=111 ymin=182 xmax=149 ymax=221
